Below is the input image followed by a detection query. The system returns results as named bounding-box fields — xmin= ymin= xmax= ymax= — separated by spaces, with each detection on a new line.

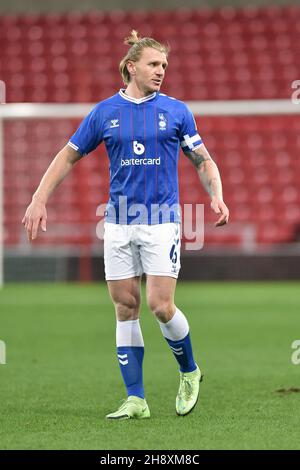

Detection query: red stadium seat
xmin=2 ymin=7 xmax=300 ymax=248
xmin=0 ymin=5 xmax=299 ymax=102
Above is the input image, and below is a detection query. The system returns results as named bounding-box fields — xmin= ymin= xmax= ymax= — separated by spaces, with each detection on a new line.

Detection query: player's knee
xmin=115 ymin=299 xmax=140 ymax=321
xmin=148 ymin=300 xmax=174 ymax=322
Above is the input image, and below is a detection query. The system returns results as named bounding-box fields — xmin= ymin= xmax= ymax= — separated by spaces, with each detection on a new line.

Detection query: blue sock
xmin=165 ymin=333 xmax=197 ymax=373
xmin=158 ymin=308 xmax=197 ymax=373
xmin=116 ymin=319 xmax=145 ymax=399
xmin=117 ymin=346 xmax=145 ymax=398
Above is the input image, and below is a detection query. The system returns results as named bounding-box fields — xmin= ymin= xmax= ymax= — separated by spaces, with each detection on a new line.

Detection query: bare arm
xmin=22 ymin=144 xmax=82 ymax=241
xmin=184 ymin=143 xmax=229 ymax=226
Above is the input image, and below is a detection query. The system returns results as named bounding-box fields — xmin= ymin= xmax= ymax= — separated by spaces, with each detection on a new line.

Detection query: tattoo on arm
xmin=208 ymin=177 xmax=222 ymax=199
xmin=185 ymin=148 xmax=223 ymax=199
xmin=185 ymin=150 xmax=211 ymax=169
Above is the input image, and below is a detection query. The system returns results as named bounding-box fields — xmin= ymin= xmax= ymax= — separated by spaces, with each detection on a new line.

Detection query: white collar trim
xmin=119 ymin=89 xmax=157 ymax=104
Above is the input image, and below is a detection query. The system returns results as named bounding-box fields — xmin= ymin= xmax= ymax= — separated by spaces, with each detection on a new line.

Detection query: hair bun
xmin=124 ymin=29 xmax=141 ymax=46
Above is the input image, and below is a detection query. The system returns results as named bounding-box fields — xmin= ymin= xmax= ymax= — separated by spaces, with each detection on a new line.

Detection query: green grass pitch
xmin=1 ymin=281 xmax=300 ymax=450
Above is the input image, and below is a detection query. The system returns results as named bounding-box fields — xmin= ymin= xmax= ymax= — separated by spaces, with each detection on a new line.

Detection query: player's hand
xmin=211 ymin=197 xmax=229 ymax=227
xmin=22 ymin=199 xmax=47 ymax=242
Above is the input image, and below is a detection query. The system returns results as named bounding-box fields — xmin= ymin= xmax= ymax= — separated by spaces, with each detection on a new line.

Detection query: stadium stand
xmin=1 ymin=5 xmax=300 ymax=249
xmin=1 ymin=5 xmax=299 ymax=102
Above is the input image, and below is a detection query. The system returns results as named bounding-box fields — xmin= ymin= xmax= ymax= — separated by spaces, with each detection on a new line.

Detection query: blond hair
xmin=119 ymin=30 xmax=170 ymax=85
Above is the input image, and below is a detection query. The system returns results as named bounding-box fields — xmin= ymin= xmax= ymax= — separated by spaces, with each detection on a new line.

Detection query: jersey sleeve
xmin=67 ymin=105 xmax=103 ymax=156
xmin=179 ymin=104 xmax=203 ymax=153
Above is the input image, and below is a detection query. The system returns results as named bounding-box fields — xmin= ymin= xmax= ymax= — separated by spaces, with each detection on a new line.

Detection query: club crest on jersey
xmin=158 ymin=113 xmax=167 ymax=131
xmin=110 ymin=119 xmax=119 ymax=128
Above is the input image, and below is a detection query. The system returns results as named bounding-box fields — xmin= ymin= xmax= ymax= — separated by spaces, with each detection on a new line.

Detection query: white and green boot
xmin=176 ymin=365 xmax=203 ymax=416
xmin=106 ymin=396 xmax=150 ymax=420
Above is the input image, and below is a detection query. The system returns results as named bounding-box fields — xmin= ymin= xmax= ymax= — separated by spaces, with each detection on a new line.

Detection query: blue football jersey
xmin=68 ymin=89 xmax=203 ymax=224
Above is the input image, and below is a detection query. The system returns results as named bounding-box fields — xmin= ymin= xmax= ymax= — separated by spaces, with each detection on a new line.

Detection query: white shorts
xmin=104 ymin=222 xmax=181 ymax=280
